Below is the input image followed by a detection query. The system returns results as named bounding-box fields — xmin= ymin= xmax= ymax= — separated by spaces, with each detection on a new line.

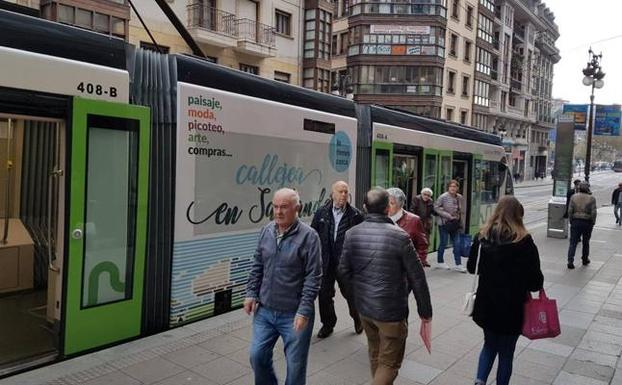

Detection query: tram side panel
xmin=170 ymin=82 xmax=358 ymax=326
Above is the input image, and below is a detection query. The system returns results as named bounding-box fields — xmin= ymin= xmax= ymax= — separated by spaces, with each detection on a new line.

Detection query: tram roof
xmin=371 ymin=105 xmax=503 ymax=146
xmin=176 ymin=55 xmax=357 ymax=118
xmin=0 ymin=9 xmax=126 ymax=70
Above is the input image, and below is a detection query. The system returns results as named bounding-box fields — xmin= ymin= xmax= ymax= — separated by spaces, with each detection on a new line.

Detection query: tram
xmin=0 ymin=9 xmax=511 ymax=376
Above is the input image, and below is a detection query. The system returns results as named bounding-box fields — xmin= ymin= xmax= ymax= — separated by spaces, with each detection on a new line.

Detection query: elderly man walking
xmin=411 ymin=187 xmax=435 ymax=244
xmin=311 ymin=181 xmax=365 ymax=338
xmin=387 ymin=187 xmax=429 ymax=266
xmin=339 ymin=188 xmax=433 ymax=385
xmin=245 ymin=188 xmax=322 ymax=385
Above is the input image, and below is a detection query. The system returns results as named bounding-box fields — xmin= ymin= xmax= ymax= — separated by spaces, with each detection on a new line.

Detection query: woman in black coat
xmin=467 ymin=196 xmax=544 ymax=385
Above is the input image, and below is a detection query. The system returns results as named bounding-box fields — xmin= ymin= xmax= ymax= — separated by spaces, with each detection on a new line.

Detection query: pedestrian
xmin=612 ymin=182 xmax=622 ymax=226
xmin=567 ymin=181 xmax=597 ymax=269
xmin=339 ymin=187 xmax=432 ymax=385
xmin=411 ymin=187 xmax=435 ymax=245
xmin=245 ymin=188 xmax=322 ymax=385
xmin=434 ymin=180 xmax=467 ymax=272
xmin=564 ymin=179 xmax=582 ymax=218
xmin=387 ymin=187 xmax=429 ymax=267
xmin=311 ymin=181 xmax=364 ymax=339
xmin=467 ymin=196 xmax=544 ymax=385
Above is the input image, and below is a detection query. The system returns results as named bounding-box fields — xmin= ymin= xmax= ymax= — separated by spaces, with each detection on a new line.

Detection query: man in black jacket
xmin=311 ymin=181 xmax=365 ymax=338
xmin=339 ymin=188 xmax=432 ymax=385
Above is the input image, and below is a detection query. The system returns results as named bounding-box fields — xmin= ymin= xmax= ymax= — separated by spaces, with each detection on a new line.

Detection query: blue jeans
xmin=476 ymin=329 xmax=519 ymax=385
xmin=249 ymin=306 xmax=314 ymax=385
xmin=437 ymin=225 xmax=462 ymax=265
xmin=567 ymin=219 xmax=593 ymax=263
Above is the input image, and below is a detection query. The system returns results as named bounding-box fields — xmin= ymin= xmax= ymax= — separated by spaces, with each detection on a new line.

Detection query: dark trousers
xmin=476 ymin=329 xmax=519 ymax=385
xmin=318 ymin=261 xmax=359 ymax=329
xmin=567 ymin=219 xmax=594 ymax=263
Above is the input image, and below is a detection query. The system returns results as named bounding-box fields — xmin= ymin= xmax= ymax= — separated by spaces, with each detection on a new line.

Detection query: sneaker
xmin=436 ymin=262 xmax=450 ymax=270
xmin=452 ymin=265 xmax=467 ymax=273
xmin=567 ymin=262 xmax=575 ymax=269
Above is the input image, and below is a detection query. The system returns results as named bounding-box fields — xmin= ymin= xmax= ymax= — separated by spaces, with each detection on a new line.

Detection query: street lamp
xmin=581 ymin=48 xmax=605 ymax=182
xmin=331 ymin=73 xmax=354 ymax=100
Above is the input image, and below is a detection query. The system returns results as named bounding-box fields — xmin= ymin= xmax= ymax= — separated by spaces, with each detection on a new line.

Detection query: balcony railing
xmin=187 ymin=4 xmax=236 ymax=36
xmin=236 ymin=18 xmax=276 ymax=48
xmin=511 ymin=79 xmax=522 ymax=91
xmin=349 ymin=1 xmax=447 ymax=17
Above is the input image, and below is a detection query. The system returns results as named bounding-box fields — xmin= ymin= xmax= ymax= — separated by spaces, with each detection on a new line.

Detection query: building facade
xmin=442 ymin=0 xmax=477 ymax=124
xmin=470 ymin=0 xmax=559 ymax=180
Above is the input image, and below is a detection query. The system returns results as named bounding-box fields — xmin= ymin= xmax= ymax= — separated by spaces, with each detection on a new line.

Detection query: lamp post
xmin=581 ymin=48 xmax=605 ymax=182
xmin=331 ymin=73 xmax=354 ymax=100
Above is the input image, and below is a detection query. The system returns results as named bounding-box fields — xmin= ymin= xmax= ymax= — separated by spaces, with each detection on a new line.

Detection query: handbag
xmin=522 ymin=289 xmax=561 ymax=340
xmin=462 ymin=242 xmax=481 ymax=316
xmin=444 ymin=219 xmax=461 ymax=234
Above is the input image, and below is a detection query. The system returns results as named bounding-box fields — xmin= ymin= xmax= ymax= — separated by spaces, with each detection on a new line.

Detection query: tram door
xmin=422 ymin=149 xmax=439 ymax=251
xmin=393 ymin=150 xmax=419 ymax=211
xmin=452 ymin=157 xmax=470 ymax=232
xmin=0 ymin=116 xmax=65 ymax=375
xmin=372 ymin=141 xmax=393 ymax=188
xmin=64 ymin=98 xmax=150 ymax=355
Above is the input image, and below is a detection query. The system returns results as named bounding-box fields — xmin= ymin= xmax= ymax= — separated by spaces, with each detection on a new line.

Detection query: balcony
xmin=235 ymin=18 xmax=276 ymax=57
xmin=187 ymin=5 xmax=238 ymax=48
xmin=511 ymin=79 xmax=522 ymax=92
xmin=186 ymin=5 xmax=276 ymax=57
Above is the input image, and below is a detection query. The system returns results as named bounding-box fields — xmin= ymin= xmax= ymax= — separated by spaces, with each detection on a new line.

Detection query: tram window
xmin=480 ymin=160 xmax=501 ymax=204
xmin=303 ymin=119 xmax=335 ymax=134
xmin=375 ymin=149 xmax=390 ymax=188
xmin=423 ymin=154 xmax=437 ymax=189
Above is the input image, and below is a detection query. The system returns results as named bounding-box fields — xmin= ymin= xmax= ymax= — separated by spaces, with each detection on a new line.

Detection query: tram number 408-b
xmin=76 ymin=82 xmax=118 ymax=98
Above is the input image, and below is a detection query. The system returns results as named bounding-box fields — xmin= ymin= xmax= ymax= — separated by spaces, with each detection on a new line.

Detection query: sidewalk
xmin=4 ymin=208 xmax=622 ymax=385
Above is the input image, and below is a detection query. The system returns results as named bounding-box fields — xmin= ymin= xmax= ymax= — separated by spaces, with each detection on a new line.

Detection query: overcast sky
xmin=545 ymin=0 xmax=622 ymax=105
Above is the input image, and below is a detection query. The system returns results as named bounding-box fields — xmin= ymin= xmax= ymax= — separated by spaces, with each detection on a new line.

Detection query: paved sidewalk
xmin=4 ymin=208 xmax=622 ymax=385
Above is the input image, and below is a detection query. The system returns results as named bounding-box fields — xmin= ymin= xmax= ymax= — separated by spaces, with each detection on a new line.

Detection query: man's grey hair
xmin=274 ymin=188 xmax=301 ymax=206
xmin=386 ymin=187 xmax=406 ymax=209
xmin=421 ymin=187 xmax=433 ymax=196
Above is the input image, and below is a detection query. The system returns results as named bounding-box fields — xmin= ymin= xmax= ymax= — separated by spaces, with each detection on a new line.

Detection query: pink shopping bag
xmin=521 ymin=289 xmax=561 ymax=340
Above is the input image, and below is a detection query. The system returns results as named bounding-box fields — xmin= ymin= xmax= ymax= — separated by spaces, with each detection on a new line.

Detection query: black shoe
xmin=582 ymin=258 xmax=591 ymax=266
xmin=567 ymin=262 xmax=575 ymax=269
xmin=317 ymin=326 xmax=333 ymax=339
xmin=354 ymin=319 xmax=363 ymax=335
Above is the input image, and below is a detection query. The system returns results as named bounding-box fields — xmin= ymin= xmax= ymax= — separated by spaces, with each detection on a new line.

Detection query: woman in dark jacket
xmin=467 ymin=196 xmax=544 ymax=385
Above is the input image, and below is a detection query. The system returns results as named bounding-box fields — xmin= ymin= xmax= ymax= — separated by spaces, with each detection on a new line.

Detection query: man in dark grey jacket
xmin=245 ymin=188 xmax=322 ymax=385
xmin=339 ymin=188 xmax=433 ymax=385
xmin=567 ymin=181 xmax=597 ymax=269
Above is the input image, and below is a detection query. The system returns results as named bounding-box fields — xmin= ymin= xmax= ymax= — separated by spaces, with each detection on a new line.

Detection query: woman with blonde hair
xmin=467 ymin=196 xmax=544 ymax=385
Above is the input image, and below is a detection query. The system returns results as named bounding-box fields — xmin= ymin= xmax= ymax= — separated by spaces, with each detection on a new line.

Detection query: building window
xmin=111 ymin=16 xmax=125 ymax=37
xmin=340 ymin=32 xmax=349 ymax=55
xmin=466 ymin=5 xmax=474 ymax=28
xmin=447 ymin=70 xmax=456 ymax=94
xmin=240 ymin=63 xmax=259 ymax=75
xmin=58 ymin=4 xmax=74 ymax=24
xmin=472 ymin=112 xmax=488 ymax=130
xmin=477 ymin=14 xmax=494 ymax=43
xmin=75 ymin=8 xmax=91 ymax=28
xmin=450 ymin=33 xmax=458 ymax=56
xmin=509 ymin=92 xmax=516 ymax=107
xmin=462 ymin=75 xmax=469 ymax=96
xmin=274 ymin=71 xmax=291 ymax=83
xmin=452 ymin=0 xmax=459 ymax=19
xmin=474 ymin=80 xmax=490 ymax=107
xmin=332 ymin=34 xmax=338 ymax=55
xmin=349 ymin=0 xmax=447 ymax=17
xmin=140 ymin=41 xmax=170 ymax=54
xmin=94 ymin=13 xmax=110 ymax=33
xmin=341 ymin=0 xmax=348 ymax=17
xmin=480 ymin=0 xmax=495 ymax=13
xmin=303 ymin=68 xmax=314 ymax=88
xmin=351 ymin=65 xmax=443 ymax=96
xmin=348 ymin=25 xmax=446 ymax=58
xmin=304 ymin=9 xmax=316 ymax=58
xmin=275 ymin=9 xmax=291 ymax=36
xmin=446 ymin=108 xmax=454 ymax=121
xmin=476 ymin=47 xmax=492 ymax=75
xmin=460 ymin=110 xmax=468 ymax=124
xmin=464 ymin=40 xmax=472 ymax=62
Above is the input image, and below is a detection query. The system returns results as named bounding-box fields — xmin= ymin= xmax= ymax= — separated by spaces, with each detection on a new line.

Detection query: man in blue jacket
xmin=245 ymin=188 xmax=322 ymax=385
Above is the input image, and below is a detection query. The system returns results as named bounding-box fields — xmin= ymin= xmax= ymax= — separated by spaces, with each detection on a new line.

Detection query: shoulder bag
xmin=462 ymin=242 xmax=481 ymax=316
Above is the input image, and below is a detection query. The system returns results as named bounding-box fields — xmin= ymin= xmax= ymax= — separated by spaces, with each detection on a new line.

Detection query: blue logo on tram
xmin=329 ymin=131 xmax=352 ymax=173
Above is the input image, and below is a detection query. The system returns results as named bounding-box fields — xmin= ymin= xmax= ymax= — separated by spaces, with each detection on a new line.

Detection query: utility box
xmin=547 ymin=196 xmax=568 ymax=239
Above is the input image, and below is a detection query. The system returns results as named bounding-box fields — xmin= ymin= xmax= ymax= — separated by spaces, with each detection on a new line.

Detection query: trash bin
xmin=547 ymin=196 xmax=568 ymax=239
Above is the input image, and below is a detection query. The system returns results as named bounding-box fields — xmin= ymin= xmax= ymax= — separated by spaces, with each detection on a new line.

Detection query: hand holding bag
xmin=522 ymin=289 xmax=561 ymax=340
xmin=462 ymin=242 xmax=481 ymax=316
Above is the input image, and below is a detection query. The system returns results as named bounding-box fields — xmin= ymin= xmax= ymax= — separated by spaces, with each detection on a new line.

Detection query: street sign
xmin=552 ymin=119 xmax=574 ymax=197
xmin=562 ymin=104 xmax=588 ymax=131
xmin=594 ymin=104 xmax=621 ymax=136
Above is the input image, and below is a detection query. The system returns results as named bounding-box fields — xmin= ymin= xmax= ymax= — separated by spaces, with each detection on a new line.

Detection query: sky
xmin=545 ymin=0 xmax=622 ymax=105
